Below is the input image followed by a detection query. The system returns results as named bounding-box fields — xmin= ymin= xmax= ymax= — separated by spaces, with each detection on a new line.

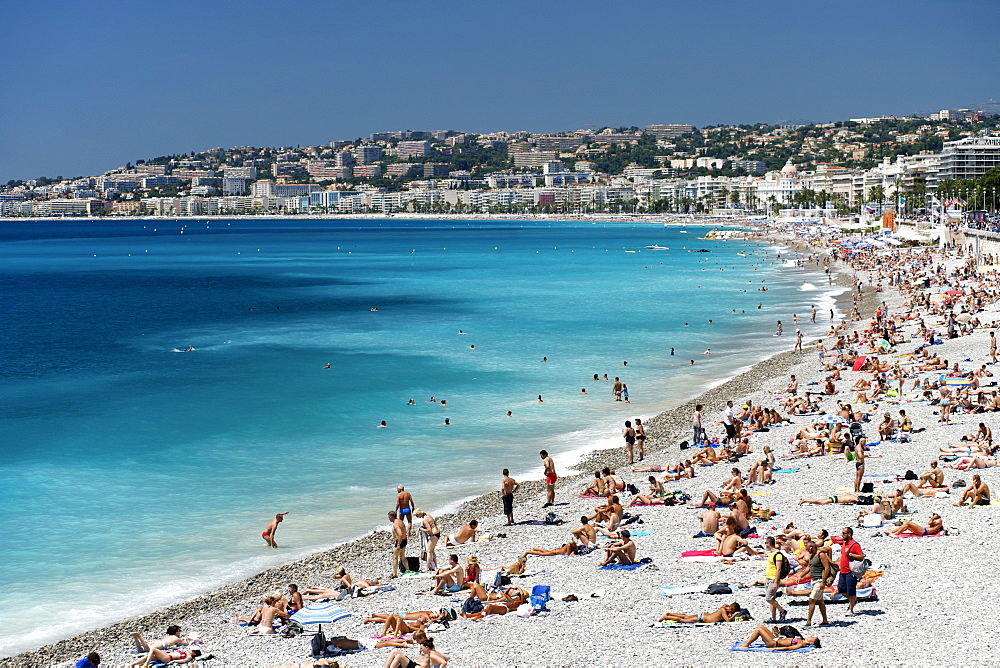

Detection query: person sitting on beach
xmin=737 ymin=625 xmax=821 ymax=651
xmin=129 ymin=626 xmax=185 ymax=653
xmin=302 ymin=567 xmax=381 ymax=600
xmin=424 ymin=554 xmax=465 ymax=595
xmin=658 ymin=602 xmax=742 ymax=624
xmin=461 ymin=556 xmax=481 ymax=589
xmin=691 ymin=444 xmax=723 ymax=466
xmin=522 ymin=542 xmax=580 ymax=557
xmin=877 ymin=413 xmax=896 ymax=441
xmin=283 ymin=584 xmax=303 ymax=613
xmin=694 ymin=505 xmax=721 ymax=538
xmin=919 ymin=461 xmax=945 ymax=487
xmin=605 ymin=468 xmax=625 ymax=492
xmin=890 ymin=513 xmax=944 ymax=536
xmin=714 ymin=527 xmax=759 ymax=557
xmin=633 ymin=476 xmax=666 ymax=505
xmin=590 ymin=495 xmax=623 ymax=532
xmin=954 ymin=474 xmax=991 ymax=506
xmin=129 ymin=647 xmax=202 ymax=667
xmin=582 ymin=471 xmax=605 ymax=496
xmin=444 ymin=520 xmax=478 ymax=546
xmin=385 ymin=636 xmax=450 ymax=668
xmin=236 ymin=596 xmax=288 ymax=633
xmin=694 ymin=488 xmax=737 ymax=508
xmin=598 ymin=529 xmax=636 ymax=566
xmin=459 ymin=587 xmax=529 ymax=620
xmin=570 ymin=515 xmax=598 ymax=547
xmin=747 ymin=446 xmax=775 ymax=485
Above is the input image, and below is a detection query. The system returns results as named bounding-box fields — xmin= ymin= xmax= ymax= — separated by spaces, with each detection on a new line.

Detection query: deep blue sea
xmin=0 ymin=218 xmax=843 ymax=655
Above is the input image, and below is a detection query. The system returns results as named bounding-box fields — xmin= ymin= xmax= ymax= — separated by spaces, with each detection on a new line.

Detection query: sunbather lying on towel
xmin=890 ymin=513 xmax=944 ymax=536
xmin=374 ymin=627 xmax=427 ymax=650
xmin=737 ymin=625 xmax=821 ymax=651
xmin=129 ymin=647 xmax=202 ymax=667
xmin=522 ymin=542 xmax=579 ymax=557
xmin=633 ymin=476 xmax=666 ymax=505
xmin=460 ymin=587 xmax=529 ymax=620
xmin=798 ymin=493 xmax=882 ymax=505
xmin=659 ymin=602 xmax=742 ymax=624
xmin=385 ymin=637 xmax=449 ymax=668
xmin=444 ymin=520 xmax=478 ymax=546
xmin=130 ymin=627 xmax=185 ymax=652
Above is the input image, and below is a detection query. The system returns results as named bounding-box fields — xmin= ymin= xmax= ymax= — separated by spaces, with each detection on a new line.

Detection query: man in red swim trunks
xmin=262 ymin=511 xmax=289 ymax=548
xmin=541 ymin=450 xmax=556 ymax=508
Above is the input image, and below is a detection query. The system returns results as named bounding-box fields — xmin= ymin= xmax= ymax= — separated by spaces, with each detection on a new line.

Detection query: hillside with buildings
xmin=3 ymin=107 xmax=999 ymax=218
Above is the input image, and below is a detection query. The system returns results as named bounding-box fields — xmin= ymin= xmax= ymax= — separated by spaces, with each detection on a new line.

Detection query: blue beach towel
xmin=772 ymin=468 xmax=799 ymax=473
xmin=730 ymin=641 xmax=815 ymax=653
xmin=599 ymin=563 xmax=645 ymax=571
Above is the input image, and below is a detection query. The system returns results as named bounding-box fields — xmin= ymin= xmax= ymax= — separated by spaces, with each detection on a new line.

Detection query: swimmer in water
xmin=690 ymin=360 xmax=695 ymax=365
xmin=470 ymin=344 xmax=475 ymax=350
xmin=183 ymin=345 xmax=195 ymax=352
xmin=440 ymin=400 xmax=447 ymax=407
xmin=378 ymin=420 xmax=388 ymax=428
xmin=580 ymin=388 xmax=587 ymax=394
xmin=537 ymin=395 xmax=544 ymax=402
xmin=429 ymin=396 xmax=437 ymax=403
xmin=542 ymin=356 xmax=548 ymax=362
xmin=323 ymin=363 xmax=331 ymax=369
xmin=407 ymin=399 xmax=415 ymax=405
xmin=506 ymin=411 xmax=513 ymax=417
xmin=704 ymin=348 xmax=711 ymax=355
xmin=603 ymin=374 xmax=609 ymax=381
xmin=442 ymin=418 xmax=451 ymax=425
xmin=593 ymin=374 xmax=600 ymax=381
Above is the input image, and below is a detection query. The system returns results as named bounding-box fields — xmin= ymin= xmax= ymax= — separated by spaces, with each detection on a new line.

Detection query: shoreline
xmin=8 ymin=235 xmax=858 ymax=665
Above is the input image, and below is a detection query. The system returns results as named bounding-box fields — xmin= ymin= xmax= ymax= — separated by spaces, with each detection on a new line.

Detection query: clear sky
xmin=1 ymin=0 xmax=998 ymax=183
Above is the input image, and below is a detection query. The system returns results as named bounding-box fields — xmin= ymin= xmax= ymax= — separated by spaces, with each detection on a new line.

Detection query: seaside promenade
xmin=14 ymin=228 xmax=1000 ymax=666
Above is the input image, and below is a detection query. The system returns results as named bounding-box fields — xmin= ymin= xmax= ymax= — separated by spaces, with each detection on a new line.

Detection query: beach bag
xmin=282 ymin=620 xmax=304 ymax=638
xmin=544 ymin=512 xmax=564 ymax=525
xmin=705 ymin=582 xmax=732 ymax=595
xmin=856 ymin=495 xmax=874 ymax=506
xmin=953 ymin=479 xmax=967 ymax=487
xmin=461 ymin=596 xmax=484 ymax=615
xmin=732 ymin=608 xmax=752 ymax=622
xmin=861 ymin=482 xmax=874 ymax=493
xmin=861 ymin=513 xmax=882 ymax=528
xmin=776 ymin=552 xmax=792 ymax=580
xmin=406 ymin=556 xmax=421 ymax=572
xmin=626 ymin=483 xmax=640 ymax=495
xmin=904 ymin=470 xmax=918 ymax=480
xmin=310 ymin=628 xmax=328 ymax=657
xmin=850 ymin=557 xmax=872 ymax=578
xmin=530 ymin=585 xmax=551 ymax=611
xmin=679 ymin=440 xmax=690 ymax=450
xmin=494 ymin=572 xmax=511 ymax=588
xmin=779 ymin=625 xmax=802 ymax=639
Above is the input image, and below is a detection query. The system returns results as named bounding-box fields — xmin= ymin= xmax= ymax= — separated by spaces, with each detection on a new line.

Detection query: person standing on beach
xmin=794 ymin=329 xmax=803 ymax=353
xmin=693 ymin=404 xmax=704 ymax=444
xmin=500 ymin=469 xmax=520 ymax=525
xmin=396 ymin=486 xmax=415 ymax=535
xmin=540 ymin=450 xmax=556 ymax=507
xmin=764 ymin=537 xmax=788 ymax=622
xmin=388 ymin=511 xmax=407 ymax=577
xmin=721 ymin=401 xmax=737 ymax=444
xmin=613 ymin=377 xmax=623 ymax=401
xmin=415 ymin=508 xmax=439 ymax=570
xmin=634 ymin=417 xmax=646 ymax=461
xmin=850 ymin=436 xmax=866 ymax=493
xmin=811 ymin=305 xmax=817 ymax=323
xmin=622 ymin=420 xmax=637 ymax=465
xmin=836 ymin=527 xmax=865 ymax=615
xmin=805 ymin=540 xmax=832 ymax=626
xmin=991 ymin=331 xmax=997 ymax=364
xmin=261 ymin=511 xmax=289 ymax=548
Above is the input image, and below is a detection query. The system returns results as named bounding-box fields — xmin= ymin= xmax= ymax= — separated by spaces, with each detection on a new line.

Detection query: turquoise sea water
xmin=0 ymin=218 xmax=843 ymax=655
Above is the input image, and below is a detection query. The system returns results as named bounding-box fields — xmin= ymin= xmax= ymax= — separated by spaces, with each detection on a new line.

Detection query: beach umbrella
xmin=955 ymin=313 xmax=972 ymax=323
xmin=290 ymin=603 xmax=352 ymax=626
xmin=811 ymin=414 xmax=848 ymax=424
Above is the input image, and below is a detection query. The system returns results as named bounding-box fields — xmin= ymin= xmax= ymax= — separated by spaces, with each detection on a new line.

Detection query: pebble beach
xmin=12 ymin=232 xmax=1000 ymax=667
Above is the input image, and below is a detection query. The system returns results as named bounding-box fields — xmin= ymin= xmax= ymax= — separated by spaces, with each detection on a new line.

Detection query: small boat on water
xmin=643 ymin=245 xmax=669 ymax=250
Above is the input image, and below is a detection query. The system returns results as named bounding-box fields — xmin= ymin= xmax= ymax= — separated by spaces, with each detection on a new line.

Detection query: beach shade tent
xmin=944 ymin=290 xmax=961 ymax=296
xmin=811 ymin=414 xmax=849 ymax=425
xmin=955 ymin=313 xmax=973 ymax=323
xmin=290 ymin=602 xmax=352 ymax=628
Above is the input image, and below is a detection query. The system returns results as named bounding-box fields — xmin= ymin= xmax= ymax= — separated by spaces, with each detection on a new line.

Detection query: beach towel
xmin=658 ymin=585 xmax=707 ymax=596
xmin=772 ymin=468 xmax=799 ymax=474
xmin=630 ymin=500 xmax=665 ymax=506
xmin=786 ymin=584 xmax=876 ymax=601
xmin=578 ymin=493 xmax=605 ymax=499
xmin=887 ymin=531 xmax=946 ymax=538
xmin=730 ymin=641 xmax=815 ymax=653
xmin=599 ymin=563 xmax=645 ymax=571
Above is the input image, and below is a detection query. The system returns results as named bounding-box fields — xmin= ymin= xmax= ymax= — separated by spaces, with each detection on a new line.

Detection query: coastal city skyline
xmin=3 ymin=0 xmax=999 ymax=184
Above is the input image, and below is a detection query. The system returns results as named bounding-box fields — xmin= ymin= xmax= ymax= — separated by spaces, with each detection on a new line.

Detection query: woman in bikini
xmin=129 ymin=647 xmax=202 ymax=667
xmin=384 ymin=637 xmax=450 ymax=668
xmin=658 ymin=602 xmax=741 ymax=624
xmin=737 ymin=624 xmax=821 ymax=650
xmin=415 ymin=509 xmax=440 ymax=571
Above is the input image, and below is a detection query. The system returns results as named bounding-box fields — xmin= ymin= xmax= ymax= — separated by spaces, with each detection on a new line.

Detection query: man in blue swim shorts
xmin=396 ymin=485 xmax=415 ymax=534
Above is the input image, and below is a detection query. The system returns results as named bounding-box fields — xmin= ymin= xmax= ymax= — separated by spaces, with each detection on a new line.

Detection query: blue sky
xmin=1 ymin=0 xmax=998 ymax=183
